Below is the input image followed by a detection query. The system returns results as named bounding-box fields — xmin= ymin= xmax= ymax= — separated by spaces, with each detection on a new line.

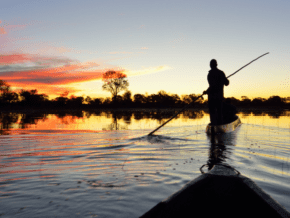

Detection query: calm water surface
xmin=0 ymin=109 xmax=289 ymax=217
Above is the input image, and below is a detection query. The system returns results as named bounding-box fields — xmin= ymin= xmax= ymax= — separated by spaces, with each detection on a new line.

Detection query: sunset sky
xmin=1 ymin=0 xmax=289 ymax=100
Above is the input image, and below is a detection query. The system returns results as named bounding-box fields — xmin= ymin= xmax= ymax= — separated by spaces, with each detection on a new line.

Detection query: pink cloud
xmin=0 ymin=54 xmax=33 ymax=64
xmin=0 ymin=20 xmax=26 ymax=35
xmin=0 ymin=53 xmax=125 ymax=96
xmin=0 ymin=20 xmax=5 ymax=34
xmin=0 ymin=27 xmax=6 ymax=34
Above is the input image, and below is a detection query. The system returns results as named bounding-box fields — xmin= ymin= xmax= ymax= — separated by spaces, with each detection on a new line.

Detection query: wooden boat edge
xmin=140 ymin=164 xmax=290 ymax=218
xmin=206 ymin=116 xmax=241 ymax=134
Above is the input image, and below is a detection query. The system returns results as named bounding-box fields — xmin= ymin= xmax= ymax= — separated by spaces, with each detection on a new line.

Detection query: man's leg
xmin=208 ymin=100 xmax=217 ymax=125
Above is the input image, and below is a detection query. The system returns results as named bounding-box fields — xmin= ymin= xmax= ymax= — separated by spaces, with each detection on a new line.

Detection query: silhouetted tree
xmin=0 ymin=80 xmax=10 ymax=94
xmin=171 ymin=94 xmax=182 ymax=105
xmin=102 ymin=71 xmax=129 ymax=103
xmin=67 ymin=96 xmax=84 ymax=108
xmin=182 ymin=94 xmax=192 ymax=105
xmin=102 ymin=97 xmax=112 ymax=106
xmin=188 ymin=94 xmax=204 ymax=106
xmin=122 ymin=91 xmax=132 ymax=107
xmin=133 ymin=94 xmax=146 ymax=107
xmin=93 ymin=98 xmax=104 ymax=106
xmin=147 ymin=94 xmax=159 ymax=107
xmin=54 ymin=96 xmax=68 ymax=107
xmin=181 ymin=94 xmax=203 ymax=106
xmin=266 ymin=95 xmax=285 ymax=107
xmin=241 ymin=96 xmax=251 ymax=107
xmin=252 ymin=97 xmax=266 ymax=107
xmin=2 ymin=92 xmax=19 ymax=104
xmin=156 ymin=90 xmax=176 ymax=107
xmin=20 ymin=89 xmax=48 ymax=108
xmin=227 ymin=97 xmax=240 ymax=106
xmin=0 ymin=80 xmax=19 ymax=105
xmin=85 ymin=96 xmax=92 ymax=104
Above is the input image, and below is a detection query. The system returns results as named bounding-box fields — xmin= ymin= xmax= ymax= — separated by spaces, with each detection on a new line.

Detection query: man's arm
xmin=224 ymin=72 xmax=229 ymax=86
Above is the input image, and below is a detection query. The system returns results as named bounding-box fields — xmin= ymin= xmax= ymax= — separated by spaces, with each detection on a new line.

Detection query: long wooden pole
xmin=147 ymin=52 xmax=269 ymax=136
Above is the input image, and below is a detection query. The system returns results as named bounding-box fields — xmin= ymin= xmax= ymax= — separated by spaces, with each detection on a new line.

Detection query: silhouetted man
xmin=203 ymin=59 xmax=229 ymax=125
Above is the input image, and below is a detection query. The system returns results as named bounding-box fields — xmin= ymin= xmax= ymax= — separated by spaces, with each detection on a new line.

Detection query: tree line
xmin=1 ymin=109 xmax=289 ymax=135
xmin=0 ymin=77 xmax=289 ymax=110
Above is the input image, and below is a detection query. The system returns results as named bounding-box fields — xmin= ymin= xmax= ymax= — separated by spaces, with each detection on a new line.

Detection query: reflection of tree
xmin=252 ymin=110 xmax=266 ymax=116
xmin=133 ymin=111 xmax=145 ymax=121
xmin=19 ymin=112 xmax=49 ymax=129
xmin=182 ymin=110 xmax=204 ymax=119
xmin=240 ymin=109 xmax=285 ymax=119
xmin=102 ymin=111 xmax=130 ymax=131
xmin=132 ymin=110 xmax=204 ymax=124
xmin=55 ymin=111 xmax=84 ymax=125
xmin=122 ymin=111 xmax=132 ymax=124
xmin=0 ymin=112 xmax=19 ymax=131
xmin=240 ymin=110 xmax=251 ymax=118
xmin=267 ymin=110 xmax=285 ymax=119
xmin=55 ymin=110 xmax=84 ymax=119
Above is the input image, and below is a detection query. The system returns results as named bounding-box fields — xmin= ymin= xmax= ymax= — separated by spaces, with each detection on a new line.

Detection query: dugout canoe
xmin=206 ymin=115 xmax=241 ymax=134
xmin=140 ymin=164 xmax=290 ymax=218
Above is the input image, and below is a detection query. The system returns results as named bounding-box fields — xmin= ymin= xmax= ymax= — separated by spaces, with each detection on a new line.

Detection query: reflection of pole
xmin=148 ymin=95 xmax=204 ymax=136
xmin=113 ymin=113 xmax=118 ymax=130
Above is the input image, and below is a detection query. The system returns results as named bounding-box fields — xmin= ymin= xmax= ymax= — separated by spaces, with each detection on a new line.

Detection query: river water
xmin=0 ymin=109 xmax=289 ymax=217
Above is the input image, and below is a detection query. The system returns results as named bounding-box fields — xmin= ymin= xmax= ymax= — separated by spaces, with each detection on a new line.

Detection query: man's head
xmin=210 ymin=59 xmax=217 ymax=69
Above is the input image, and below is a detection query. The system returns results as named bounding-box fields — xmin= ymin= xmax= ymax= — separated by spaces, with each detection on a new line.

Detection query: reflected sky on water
xmin=0 ymin=109 xmax=289 ymax=134
xmin=0 ymin=109 xmax=289 ymax=217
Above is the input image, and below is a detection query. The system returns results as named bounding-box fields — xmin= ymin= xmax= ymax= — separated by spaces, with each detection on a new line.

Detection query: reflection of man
xmin=203 ymin=59 xmax=229 ymax=125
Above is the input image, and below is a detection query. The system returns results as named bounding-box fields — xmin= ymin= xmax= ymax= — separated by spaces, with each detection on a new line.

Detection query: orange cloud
xmin=0 ymin=53 xmax=171 ymax=97
xmin=0 ymin=53 xmax=123 ymax=96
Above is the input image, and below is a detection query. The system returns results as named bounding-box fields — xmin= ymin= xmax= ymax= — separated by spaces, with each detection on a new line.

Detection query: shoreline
xmin=0 ymin=107 xmax=288 ymax=114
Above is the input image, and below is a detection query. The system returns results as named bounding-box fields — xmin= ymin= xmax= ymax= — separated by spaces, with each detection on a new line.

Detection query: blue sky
xmin=0 ymin=0 xmax=289 ymax=99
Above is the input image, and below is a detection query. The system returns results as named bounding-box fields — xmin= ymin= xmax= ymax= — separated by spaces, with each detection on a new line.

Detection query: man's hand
xmin=225 ymin=79 xmax=229 ymax=86
xmin=203 ymin=88 xmax=209 ymax=95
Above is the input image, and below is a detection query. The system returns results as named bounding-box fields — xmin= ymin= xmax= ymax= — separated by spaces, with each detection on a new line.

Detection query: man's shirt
xmin=207 ymin=68 xmax=229 ymax=100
